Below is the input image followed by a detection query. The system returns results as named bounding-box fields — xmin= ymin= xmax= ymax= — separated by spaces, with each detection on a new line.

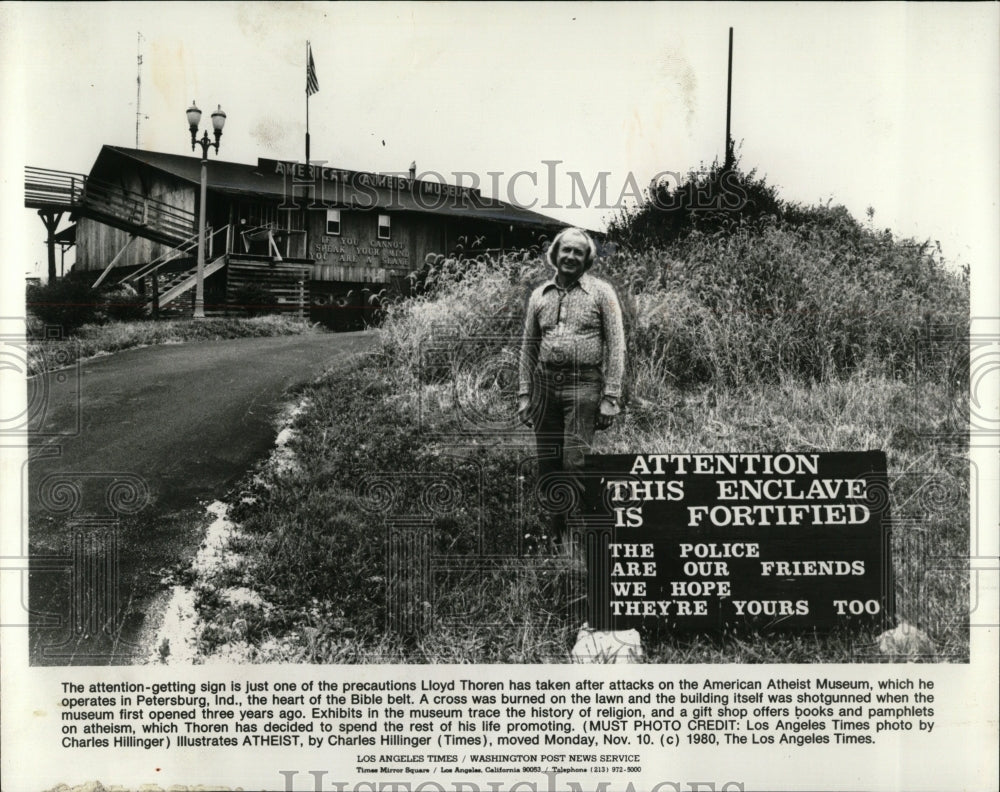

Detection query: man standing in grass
xmin=518 ymin=227 xmax=626 ymax=545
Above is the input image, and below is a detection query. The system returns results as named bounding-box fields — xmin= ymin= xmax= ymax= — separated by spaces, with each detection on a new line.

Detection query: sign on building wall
xmin=579 ymin=451 xmax=893 ymax=633
xmin=264 ymin=158 xmax=480 ymax=204
xmin=311 ymin=237 xmax=409 ymax=267
xmin=306 ymin=210 xmax=412 ymax=282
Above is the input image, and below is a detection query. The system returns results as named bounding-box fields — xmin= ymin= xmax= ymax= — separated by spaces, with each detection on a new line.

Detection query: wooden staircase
xmin=26 ymin=167 xmax=197 ymax=248
xmin=142 ymin=256 xmax=227 ymax=317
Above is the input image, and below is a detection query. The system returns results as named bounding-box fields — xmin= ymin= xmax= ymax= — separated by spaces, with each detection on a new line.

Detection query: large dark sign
xmin=579 ymin=452 xmax=893 ymax=633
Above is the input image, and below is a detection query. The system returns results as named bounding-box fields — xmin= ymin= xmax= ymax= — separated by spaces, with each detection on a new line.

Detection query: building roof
xmin=93 ymin=145 xmax=570 ymax=231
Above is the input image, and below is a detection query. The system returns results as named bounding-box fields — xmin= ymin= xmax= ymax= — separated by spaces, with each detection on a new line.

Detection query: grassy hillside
xmin=188 ymin=202 xmax=969 ymax=664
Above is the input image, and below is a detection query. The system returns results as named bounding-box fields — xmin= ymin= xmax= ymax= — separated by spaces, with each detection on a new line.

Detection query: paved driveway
xmin=25 ymin=330 xmax=376 ymax=664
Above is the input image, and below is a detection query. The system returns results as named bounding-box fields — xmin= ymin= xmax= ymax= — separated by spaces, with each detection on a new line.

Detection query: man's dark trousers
xmin=531 ymin=364 xmax=602 ymax=541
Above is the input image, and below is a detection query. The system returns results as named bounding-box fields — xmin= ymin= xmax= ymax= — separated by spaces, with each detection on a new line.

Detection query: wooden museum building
xmin=25 ymin=146 xmax=567 ymax=328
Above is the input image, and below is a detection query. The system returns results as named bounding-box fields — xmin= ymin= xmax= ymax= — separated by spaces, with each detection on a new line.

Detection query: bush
xmin=230 ymin=283 xmax=273 ymax=317
xmin=197 ymin=232 xmax=969 ymax=661
xmin=26 ymin=272 xmax=100 ymax=334
xmin=101 ymin=284 xmax=147 ymax=323
xmin=606 ymin=154 xmax=784 ymax=249
xmin=27 ymin=274 xmax=154 ymax=333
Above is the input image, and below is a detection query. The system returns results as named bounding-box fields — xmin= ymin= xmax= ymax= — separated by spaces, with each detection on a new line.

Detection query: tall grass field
xmin=189 ymin=198 xmax=969 ymax=664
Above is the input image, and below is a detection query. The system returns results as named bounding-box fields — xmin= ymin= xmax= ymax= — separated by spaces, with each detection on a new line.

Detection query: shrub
xmin=26 ymin=272 xmax=100 ymax=334
xmin=606 ymin=154 xmax=784 ymax=249
xmin=101 ymin=284 xmax=148 ymax=323
xmin=25 ymin=314 xmax=46 ymax=341
xmin=230 ymin=283 xmax=273 ymax=317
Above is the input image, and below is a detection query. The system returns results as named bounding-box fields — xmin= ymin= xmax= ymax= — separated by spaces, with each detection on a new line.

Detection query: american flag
xmin=307 ymin=42 xmax=319 ymax=96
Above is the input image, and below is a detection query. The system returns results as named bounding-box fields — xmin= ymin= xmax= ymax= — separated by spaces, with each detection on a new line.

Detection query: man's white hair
xmin=547 ymin=227 xmax=597 ymax=271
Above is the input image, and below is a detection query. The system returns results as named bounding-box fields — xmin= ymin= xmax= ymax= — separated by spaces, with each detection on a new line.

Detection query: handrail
xmin=121 ymin=224 xmax=230 ymax=285
xmin=26 ymin=166 xmax=196 ymax=232
xmin=26 ymin=167 xmax=196 ymax=237
xmin=24 ymin=166 xmax=87 ymax=208
xmin=121 ymin=231 xmax=200 ymax=284
xmin=26 ymin=165 xmax=200 ymax=248
xmin=149 ymin=254 xmax=227 ymax=309
xmin=81 ymin=179 xmax=196 ymax=236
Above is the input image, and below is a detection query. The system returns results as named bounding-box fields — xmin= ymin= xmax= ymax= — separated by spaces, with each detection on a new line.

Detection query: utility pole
xmin=136 ymin=32 xmax=144 ymax=148
xmin=725 ymin=27 xmax=734 ymax=170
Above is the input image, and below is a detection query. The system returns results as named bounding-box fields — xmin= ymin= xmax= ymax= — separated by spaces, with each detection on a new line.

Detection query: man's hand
xmin=517 ymin=395 xmax=533 ymax=427
xmin=595 ymin=396 xmax=620 ymax=430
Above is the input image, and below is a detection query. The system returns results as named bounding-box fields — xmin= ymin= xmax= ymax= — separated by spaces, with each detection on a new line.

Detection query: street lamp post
xmin=186 ymin=101 xmax=226 ymax=319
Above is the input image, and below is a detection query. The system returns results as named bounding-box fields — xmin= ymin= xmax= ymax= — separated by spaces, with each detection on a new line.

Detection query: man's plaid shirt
xmin=518 ymin=272 xmax=626 ymax=399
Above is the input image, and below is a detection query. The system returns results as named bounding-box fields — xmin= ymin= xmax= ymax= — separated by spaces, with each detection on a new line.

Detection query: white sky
xmin=1 ymin=2 xmax=997 ymax=298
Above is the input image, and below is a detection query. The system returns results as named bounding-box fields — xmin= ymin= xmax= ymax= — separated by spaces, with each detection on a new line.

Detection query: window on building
xmin=326 ymin=209 xmax=341 ymax=236
xmin=378 ymin=214 xmax=391 ymax=240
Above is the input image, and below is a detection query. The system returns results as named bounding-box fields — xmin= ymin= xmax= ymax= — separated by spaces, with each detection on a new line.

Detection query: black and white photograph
xmin=1 ymin=3 xmax=997 ymax=791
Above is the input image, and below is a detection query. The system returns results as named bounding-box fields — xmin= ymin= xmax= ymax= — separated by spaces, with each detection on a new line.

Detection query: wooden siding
xmin=226 ymin=256 xmax=311 ymax=318
xmin=306 ymin=209 xmax=446 ymax=282
xmin=74 ymin=168 xmax=197 ymax=273
xmin=75 ymin=216 xmax=158 ymax=272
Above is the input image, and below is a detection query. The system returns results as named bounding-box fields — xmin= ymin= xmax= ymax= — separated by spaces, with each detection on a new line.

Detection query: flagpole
xmin=305 ymin=41 xmax=311 ymax=164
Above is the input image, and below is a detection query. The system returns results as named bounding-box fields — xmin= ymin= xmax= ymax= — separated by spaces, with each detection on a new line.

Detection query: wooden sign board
xmin=579 ymin=451 xmax=893 ymax=633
